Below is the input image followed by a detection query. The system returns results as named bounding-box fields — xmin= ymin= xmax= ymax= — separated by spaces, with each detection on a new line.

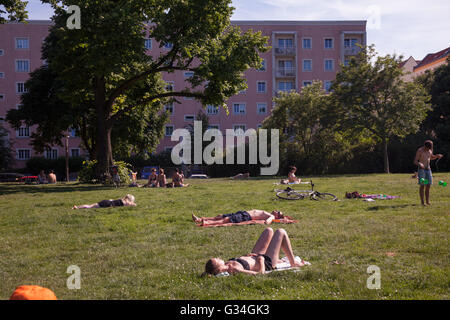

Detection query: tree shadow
xmin=366 ymin=204 xmax=420 ymax=211
xmin=0 ymin=183 xmax=120 ymax=195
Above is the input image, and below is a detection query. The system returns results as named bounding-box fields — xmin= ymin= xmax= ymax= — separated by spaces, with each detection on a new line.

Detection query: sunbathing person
xmin=157 ymin=168 xmax=166 ymax=187
xmin=173 ymin=168 xmax=189 ymax=187
xmin=231 ymin=173 xmax=250 ymax=179
xmin=281 ymin=166 xmax=301 ymax=184
xmin=146 ymin=169 xmax=158 ymax=187
xmin=72 ymin=194 xmax=136 ymax=209
xmin=203 ymin=227 xmax=305 ymax=276
xmin=192 ymin=209 xmax=284 ymax=226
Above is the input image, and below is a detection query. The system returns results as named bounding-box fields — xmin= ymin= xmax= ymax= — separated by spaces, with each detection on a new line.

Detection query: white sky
xmin=24 ymin=0 xmax=450 ymax=61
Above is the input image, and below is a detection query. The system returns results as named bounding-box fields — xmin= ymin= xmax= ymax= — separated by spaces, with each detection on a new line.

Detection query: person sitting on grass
xmin=146 ymin=168 xmax=158 ymax=187
xmin=38 ymin=170 xmax=48 ymax=184
xmin=281 ymin=166 xmax=301 ymax=184
xmin=192 ymin=209 xmax=284 ymax=226
xmin=48 ymin=170 xmax=57 ymax=184
xmin=231 ymin=172 xmax=250 ymax=179
xmin=202 ymin=227 xmax=305 ymax=276
xmin=72 ymin=194 xmax=136 ymax=209
xmin=172 ymin=168 xmax=189 ymax=187
xmin=157 ymin=168 xmax=166 ymax=187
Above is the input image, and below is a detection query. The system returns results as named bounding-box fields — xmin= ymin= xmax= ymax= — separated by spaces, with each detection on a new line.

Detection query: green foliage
xmin=0 ymin=124 xmax=13 ymax=170
xmin=78 ymin=159 xmax=132 ymax=184
xmin=0 ymin=0 xmax=28 ymax=24
xmin=77 ymin=160 xmax=98 ymax=183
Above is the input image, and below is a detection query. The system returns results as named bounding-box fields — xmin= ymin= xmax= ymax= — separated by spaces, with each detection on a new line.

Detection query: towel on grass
xmin=215 ymin=256 xmax=310 ymax=277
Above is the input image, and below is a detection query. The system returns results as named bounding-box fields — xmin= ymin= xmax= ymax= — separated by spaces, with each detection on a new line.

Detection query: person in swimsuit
xmin=192 ymin=210 xmax=285 ymax=226
xmin=203 ymin=227 xmax=305 ymax=276
xmin=72 ymin=194 xmax=136 ymax=209
xmin=172 ymin=168 xmax=189 ymax=187
xmin=146 ymin=169 xmax=158 ymax=187
xmin=413 ymin=140 xmax=443 ymax=206
xmin=231 ymin=173 xmax=250 ymax=179
xmin=280 ymin=166 xmax=301 ymax=184
xmin=157 ymin=168 xmax=166 ymax=187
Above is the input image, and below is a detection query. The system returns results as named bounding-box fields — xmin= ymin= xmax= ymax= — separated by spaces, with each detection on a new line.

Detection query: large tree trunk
xmin=383 ymin=137 xmax=390 ymax=174
xmin=94 ymin=76 xmax=114 ymax=178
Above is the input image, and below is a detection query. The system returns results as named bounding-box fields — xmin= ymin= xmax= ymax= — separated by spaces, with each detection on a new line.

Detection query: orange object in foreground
xmin=10 ymin=285 xmax=57 ymax=300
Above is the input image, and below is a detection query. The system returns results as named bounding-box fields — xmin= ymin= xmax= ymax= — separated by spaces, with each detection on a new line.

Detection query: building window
xmin=278 ymin=81 xmax=294 ymax=92
xmin=16 ymin=82 xmax=28 ymax=94
xmin=45 ymin=148 xmax=58 ymax=159
xmin=0 ymin=49 xmax=4 ymax=56
xmin=164 ymin=103 xmax=174 ymax=115
xmin=257 ymin=81 xmax=266 ymax=93
xmin=257 ymin=103 xmax=267 ymax=114
xmin=206 ymin=105 xmax=219 ymax=115
xmin=324 ymin=81 xmax=332 ymax=92
xmin=0 ymin=72 xmax=4 ymax=79
xmin=303 ymin=59 xmax=312 ymax=71
xmin=0 ymin=94 xmax=4 ymax=101
xmin=68 ymin=127 xmax=77 ymax=137
xmin=324 ymin=38 xmax=334 ymax=49
xmin=184 ymin=71 xmax=194 ymax=78
xmin=70 ymin=148 xmax=80 ymax=157
xmin=302 ymin=81 xmax=312 ymax=87
xmin=233 ymin=124 xmax=246 ymax=134
xmin=257 ymin=59 xmax=266 ymax=71
xmin=324 ymin=59 xmax=334 ymax=71
xmin=15 ymin=38 xmax=29 ymax=49
xmin=344 ymin=59 xmax=350 ymax=67
xmin=15 ymin=60 xmax=30 ymax=72
xmin=233 ymin=103 xmax=246 ymax=115
xmin=144 ymin=38 xmax=152 ymax=50
xmin=302 ymin=38 xmax=312 ymax=49
xmin=278 ymin=38 xmax=294 ymax=48
xmin=344 ymin=38 xmax=358 ymax=48
xmin=208 ymin=124 xmax=220 ymax=130
xmin=165 ymin=81 xmax=174 ymax=92
xmin=164 ymin=146 xmax=173 ymax=152
xmin=16 ymin=126 xmax=30 ymax=137
xmin=184 ymin=114 xmax=195 ymax=122
xmin=165 ymin=125 xmax=174 ymax=137
xmin=164 ymin=42 xmax=173 ymax=50
xmin=17 ymin=149 xmax=31 ymax=160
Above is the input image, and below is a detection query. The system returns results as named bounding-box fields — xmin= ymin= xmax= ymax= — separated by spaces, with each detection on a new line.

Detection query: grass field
xmin=0 ymin=173 xmax=449 ymax=300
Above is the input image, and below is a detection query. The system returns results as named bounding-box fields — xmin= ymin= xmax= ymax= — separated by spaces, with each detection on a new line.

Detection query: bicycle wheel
xmin=276 ymin=190 xmax=305 ymax=200
xmin=311 ymin=192 xmax=338 ymax=201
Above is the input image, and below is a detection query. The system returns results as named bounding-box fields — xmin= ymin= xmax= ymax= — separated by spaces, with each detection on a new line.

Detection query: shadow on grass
xmin=366 ymin=204 xmax=419 ymax=211
xmin=0 ymin=182 xmax=119 ymax=195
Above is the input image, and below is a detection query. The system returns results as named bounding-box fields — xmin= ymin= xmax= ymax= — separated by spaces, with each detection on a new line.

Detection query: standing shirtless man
xmin=192 ymin=210 xmax=284 ymax=226
xmin=413 ymin=140 xmax=443 ymax=206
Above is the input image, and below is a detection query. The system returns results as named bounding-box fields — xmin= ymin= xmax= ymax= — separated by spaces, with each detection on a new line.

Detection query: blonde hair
xmin=124 ymin=194 xmax=135 ymax=203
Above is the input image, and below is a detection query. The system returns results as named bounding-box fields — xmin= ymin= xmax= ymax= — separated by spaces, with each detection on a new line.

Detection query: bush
xmin=78 ymin=160 xmax=132 ymax=185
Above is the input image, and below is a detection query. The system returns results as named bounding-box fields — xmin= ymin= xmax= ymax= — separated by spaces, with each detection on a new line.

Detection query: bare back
xmin=415 ymin=147 xmax=432 ymax=170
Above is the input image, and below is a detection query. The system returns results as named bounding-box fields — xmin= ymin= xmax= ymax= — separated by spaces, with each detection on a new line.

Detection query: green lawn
xmin=0 ymin=173 xmax=449 ymax=300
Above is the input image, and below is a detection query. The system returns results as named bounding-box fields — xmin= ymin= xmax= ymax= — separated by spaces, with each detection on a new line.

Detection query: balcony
xmin=274 ymin=46 xmax=296 ymax=56
xmin=344 ymin=46 xmax=362 ymax=56
xmin=276 ymin=67 xmax=296 ymax=77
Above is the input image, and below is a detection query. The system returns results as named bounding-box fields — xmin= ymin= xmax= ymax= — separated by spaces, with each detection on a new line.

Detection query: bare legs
xmin=72 ymin=203 xmax=100 ymax=210
xmin=419 ymin=185 xmax=431 ymax=205
xmin=192 ymin=214 xmax=231 ymax=226
xmin=251 ymin=228 xmax=303 ymax=268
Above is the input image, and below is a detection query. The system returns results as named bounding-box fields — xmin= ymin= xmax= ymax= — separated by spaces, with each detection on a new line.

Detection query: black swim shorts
xmin=222 ymin=211 xmax=252 ymax=223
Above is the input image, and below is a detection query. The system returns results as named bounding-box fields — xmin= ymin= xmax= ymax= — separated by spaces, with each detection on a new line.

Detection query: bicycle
xmin=275 ymin=180 xmax=338 ymax=201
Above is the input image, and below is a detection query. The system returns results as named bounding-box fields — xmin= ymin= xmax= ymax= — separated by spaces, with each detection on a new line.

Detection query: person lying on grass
xmin=202 ymin=227 xmax=305 ymax=276
xmin=72 ymin=194 xmax=136 ymax=209
xmin=192 ymin=209 xmax=284 ymax=226
xmin=231 ymin=172 xmax=250 ymax=179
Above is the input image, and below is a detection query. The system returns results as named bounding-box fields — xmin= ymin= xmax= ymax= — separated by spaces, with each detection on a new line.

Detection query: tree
xmin=0 ymin=123 xmax=13 ymax=170
xmin=0 ymin=0 xmax=28 ymax=24
xmin=10 ymin=0 xmax=268 ymax=178
xmin=331 ymin=45 xmax=431 ymax=173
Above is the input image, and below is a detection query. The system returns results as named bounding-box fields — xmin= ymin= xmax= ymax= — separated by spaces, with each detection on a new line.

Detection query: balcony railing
xmin=274 ymin=46 xmax=296 ymax=56
xmin=344 ymin=46 xmax=361 ymax=55
xmin=276 ymin=67 xmax=296 ymax=77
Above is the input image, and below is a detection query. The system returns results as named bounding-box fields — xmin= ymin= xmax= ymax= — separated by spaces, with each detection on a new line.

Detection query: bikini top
xmin=227 ymin=257 xmax=250 ymax=270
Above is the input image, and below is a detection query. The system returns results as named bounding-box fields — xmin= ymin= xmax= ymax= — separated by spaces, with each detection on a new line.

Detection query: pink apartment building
xmin=0 ymin=20 xmax=367 ymax=168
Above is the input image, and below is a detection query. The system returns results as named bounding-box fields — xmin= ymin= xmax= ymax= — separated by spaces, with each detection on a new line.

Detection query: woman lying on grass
xmin=72 ymin=194 xmax=136 ymax=209
xmin=203 ymin=227 xmax=305 ymax=276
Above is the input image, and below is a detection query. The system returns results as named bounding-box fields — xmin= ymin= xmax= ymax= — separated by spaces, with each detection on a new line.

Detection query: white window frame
xmin=233 ymin=124 xmax=247 ymax=134
xmin=16 ymin=82 xmax=27 ymax=94
xmin=324 ymin=81 xmax=332 ymax=92
xmin=233 ymin=103 xmax=246 ymax=115
xmin=165 ymin=125 xmax=174 ymax=137
xmin=15 ymin=59 xmax=30 ymax=72
xmin=0 ymin=72 xmax=4 ymax=79
xmin=45 ymin=148 xmax=58 ymax=159
xmin=16 ymin=148 xmax=31 ymax=160
xmin=277 ymin=81 xmax=294 ymax=92
xmin=144 ymin=38 xmax=152 ymax=50
xmin=184 ymin=114 xmax=195 ymax=122
xmin=164 ymin=103 xmax=174 ymax=115
xmin=207 ymin=124 xmax=220 ymax=130
xmin=302 ymin=81 xmax=312 ymax=87
xmin=165 ymin=81 xmax=174 ymax=92
xmin=206 ymin=105 xmax=219 ymax=115
xmin=324 ymin=59 xmax=335 ymax=71
xmin=15 ymin=37 xmax=29 ymax=50
xmin=184 ymin=71 xmax=194 ymax=78
xmin=324 ymin=38 xmax=334 ymax=50
xmin=16 ymin=126 xmax=30 ymax=138
xmin=257 ymin=59 xmax=266 ymax=71
xmin=302 ymin=37 xmax=312 ymax=50
xmin=163 ymin=42 xmax=173 ymax=50
xmin=257 ymin=81 xmax=267 ymax=93
xmin=257 ymin=103 xmax=267 ymax=115
xmin=0 ymin=49 xmax=4 ymax=56
xmin=70 ymin=148 xmax=81 ymax=158
xmin=302 ymin=59 xmax=312 ymax=72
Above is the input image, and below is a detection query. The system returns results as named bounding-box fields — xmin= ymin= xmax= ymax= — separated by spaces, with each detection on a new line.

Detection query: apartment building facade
xmin=0 ymin=20 xmax=367 ymax=167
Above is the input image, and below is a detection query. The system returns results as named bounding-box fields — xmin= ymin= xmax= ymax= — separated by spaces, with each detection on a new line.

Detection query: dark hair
xmin=205 ymin=259 xmax=220 ymax=275
xmin=424 ymin=140 xmax=433 ymax=150
xmin=288 ymin=166 xmax=297 ymax=172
